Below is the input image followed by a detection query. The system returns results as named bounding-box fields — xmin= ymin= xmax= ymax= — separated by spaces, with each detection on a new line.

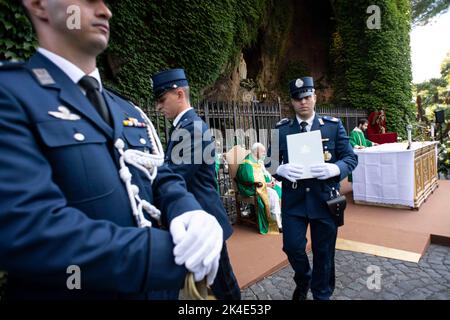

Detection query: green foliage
xmin=264 ymin=0 xmax=293 ymax=58
xmin=240 ymin=78 xmax=257 ymax=90
xmin=0 ymin=0 xmax=36 ymax=60
xmin=411 ymin=0 xmax=450 ymax=26
xmin=441 ymin=52 xmax=450 ymax=82
xmin=1 ymin=0 xmax=269 ymax=105
xmin=331 ymin=0 xmax=414 ymax=137
xmin=233 ymin=0 xmax=271 ymax=54
xmin=279 ymin=60 xmax=310 ymax=100
xmin=2 ymin=0 xmax=417 ymax=137
xmin=101 ymin=0 xmax=269 ymax=105
xmin=414 ymin=53 xmax=450 ymax=123
xmin=438 ymin=137 xmax=450 ymax=176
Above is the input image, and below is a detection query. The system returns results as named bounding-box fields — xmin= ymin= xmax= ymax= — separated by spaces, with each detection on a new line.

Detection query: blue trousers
xmin=282 ymin=214 xmax=337 ymax=300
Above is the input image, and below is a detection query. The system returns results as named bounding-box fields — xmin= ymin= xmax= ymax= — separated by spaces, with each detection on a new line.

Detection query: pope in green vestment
xmin=236 ymin=152 xmax=282 ymax=235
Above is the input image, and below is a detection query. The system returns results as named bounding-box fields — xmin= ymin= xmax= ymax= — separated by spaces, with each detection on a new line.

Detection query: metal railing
xmin=200 ymin=101 xmax=282 ymax=223
xmin=316 ymin=106 xmax=368 ymax=134
xmin=141 ymin=100 xmax=282 ymax=150
xmin=142 ymin=100 xmax=282 ymax=223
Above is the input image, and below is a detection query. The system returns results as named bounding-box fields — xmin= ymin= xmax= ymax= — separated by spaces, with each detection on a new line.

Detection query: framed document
xmin=287 ymin=130 xmax=324 ymax=179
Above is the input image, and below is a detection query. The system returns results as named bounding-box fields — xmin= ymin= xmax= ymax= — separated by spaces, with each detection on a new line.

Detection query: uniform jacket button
xmin=74 ymin=133 xmax=85 ymax=142
xmin=306 ymin=187 xmax=310 ymax=192
xmin=139 ymin=138 xmax=147 ymax=145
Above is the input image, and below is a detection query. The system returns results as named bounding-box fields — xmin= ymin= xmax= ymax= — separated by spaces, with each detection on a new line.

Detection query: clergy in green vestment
xmin=236 ymin=143 xmax=282 ymax=235
xmin=350 ymin=118 xmax=378 ymax=149
xmin=348 ymin=118 xmax=378 ymax=183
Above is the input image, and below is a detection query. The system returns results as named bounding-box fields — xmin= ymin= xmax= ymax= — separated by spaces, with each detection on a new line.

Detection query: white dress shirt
xmin=173 ymin=107 xmax=193 ymax=127
xmin=38 ymin=47 xmax=103 ymax=92
xmin=296 ymin=112 xmax=316 ymax=132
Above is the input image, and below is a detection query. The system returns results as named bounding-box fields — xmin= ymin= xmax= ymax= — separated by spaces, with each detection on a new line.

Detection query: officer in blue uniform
xmin=0 ymin=0 xmax=223 ymax=299
xmin=270 ymin=77 xmax=358 ymax=300
xmin=151 ymin=69 xmax=241 ymax=300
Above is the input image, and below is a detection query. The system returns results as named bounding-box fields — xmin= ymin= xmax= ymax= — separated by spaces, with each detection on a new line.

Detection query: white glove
xmin=170 ymin=210 xmax=223 ymax=281
xmin=188 ymin=262 xmax=208 ymax=283
xmin=276 ymin=163 xmax=304 ymax=182
xmin=188 ymin=254 xmax=220 ymax=285
xmin=310 ymin=163 xmax=340 ymax=180
xmin=206 ymin=254 xmax=220 ymax=285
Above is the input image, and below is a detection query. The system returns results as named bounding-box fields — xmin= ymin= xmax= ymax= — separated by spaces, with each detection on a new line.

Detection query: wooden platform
xmin=227 ymin=180 xmax=450 ymax=289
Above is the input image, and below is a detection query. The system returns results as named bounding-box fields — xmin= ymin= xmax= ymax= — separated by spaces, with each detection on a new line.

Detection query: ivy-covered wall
xmin=100 ymin=0 xmax=269 ymax=104
xmin=0 ymin=0 xmax=36 ymax=60
xmin=0 ymin=0 xmax=413 ymax=135
xmin=0 ymin=0 xmax=414 ymax=133
xmin=330 ymin=0 xmax=414 ymax=136
xmin=0 ymin=0 xmax=269 ymax=104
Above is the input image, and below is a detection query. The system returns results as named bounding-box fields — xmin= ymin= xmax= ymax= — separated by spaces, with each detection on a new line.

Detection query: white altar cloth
xmin=352 ymin=142 xmax=438 ymax=207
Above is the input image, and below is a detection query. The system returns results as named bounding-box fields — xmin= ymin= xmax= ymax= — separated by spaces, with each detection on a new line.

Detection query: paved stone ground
xmin=241 ymin=244 xmax=450 ymax=300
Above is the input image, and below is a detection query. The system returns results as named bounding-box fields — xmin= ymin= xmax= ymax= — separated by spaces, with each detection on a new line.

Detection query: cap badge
xmin=295 ymin=79 xmax=304 ymax=88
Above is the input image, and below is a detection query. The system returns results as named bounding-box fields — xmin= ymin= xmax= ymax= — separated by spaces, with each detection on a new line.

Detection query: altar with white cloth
xmin=352 ymin=142 xmax=439 ymax=209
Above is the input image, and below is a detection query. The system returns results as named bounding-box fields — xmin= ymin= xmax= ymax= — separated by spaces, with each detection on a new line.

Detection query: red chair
xmin=368 ymin=132 xmax=398 ymax=144
xmin=368 ymin=111 xmax=397 ymax=144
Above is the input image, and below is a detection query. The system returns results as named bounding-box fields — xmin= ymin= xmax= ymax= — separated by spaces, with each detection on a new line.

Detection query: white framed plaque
xmin=287 ymin=130 xmax=324 ymax=179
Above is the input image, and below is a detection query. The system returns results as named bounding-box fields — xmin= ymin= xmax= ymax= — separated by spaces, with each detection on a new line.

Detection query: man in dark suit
xmin=0 ymin=0 xmax=223 ymax=299
xmin=151 ymin=69 xmax=241 ymax=300
xmin=270 ymin=76 xmax=358 ymax=300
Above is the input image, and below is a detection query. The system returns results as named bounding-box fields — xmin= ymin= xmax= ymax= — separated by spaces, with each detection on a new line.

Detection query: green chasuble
xmin=236 ymin=154 xmax=279 ymax=235
xmin=214 ymin=153 xmax=221 ymax=193
xmin=349 ymin=128 xmax=373 ymax=183
xmin=349 ymin=128 xmax=373 ymax=148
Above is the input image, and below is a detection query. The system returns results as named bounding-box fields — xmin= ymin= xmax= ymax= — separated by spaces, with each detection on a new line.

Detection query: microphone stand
xmin=406 ymin=123 xmax=434 ymax=150
xmin=406 ymin=124 xmax=412 ymax=150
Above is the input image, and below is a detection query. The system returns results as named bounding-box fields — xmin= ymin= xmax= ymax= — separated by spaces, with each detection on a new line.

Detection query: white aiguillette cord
xmin=114 ymin=104 xmax=165 ymax=228
xmin=117 ymin=104 xmax=210 ymax=298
